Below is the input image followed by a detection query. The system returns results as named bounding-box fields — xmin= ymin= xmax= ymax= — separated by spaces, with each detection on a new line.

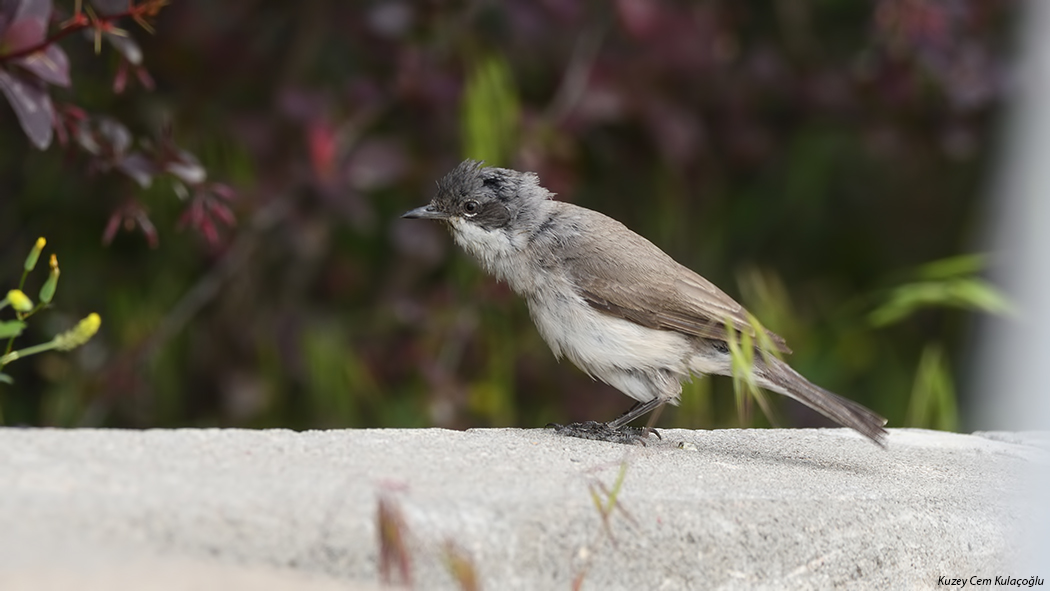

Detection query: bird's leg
xmin=547 ymin=398 xmax=665 ymax=445
xmin=608 ymin=398 xmax=664 ymax=429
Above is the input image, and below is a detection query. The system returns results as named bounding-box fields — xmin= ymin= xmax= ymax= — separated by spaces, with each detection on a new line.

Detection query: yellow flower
xmin=24 ymin=237 xmax=46 ymax=271
xmin=6 ymin=290 xmax=33 ymax=313
xmin=40 ymin=256 xmax=60 ymax=304
xmin=54 ymin=313 xmax=102 ymax=351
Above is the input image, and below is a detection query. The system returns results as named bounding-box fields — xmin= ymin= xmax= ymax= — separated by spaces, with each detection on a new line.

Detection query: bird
xmin=403 ymin=160 xmax=887 ymax=445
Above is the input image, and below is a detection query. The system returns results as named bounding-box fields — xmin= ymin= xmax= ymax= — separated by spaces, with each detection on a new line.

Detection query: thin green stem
xmin=0 ymin=339 xmax=56 ymax=367
xmin=2 ymin=329 xmax=14 ymax=359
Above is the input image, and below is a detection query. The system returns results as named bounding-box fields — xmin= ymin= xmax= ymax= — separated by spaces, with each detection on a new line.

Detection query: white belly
xmin=526 ymin=288 xmax=692 ymax=402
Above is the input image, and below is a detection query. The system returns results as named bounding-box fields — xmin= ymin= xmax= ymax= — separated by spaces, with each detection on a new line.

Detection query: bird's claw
xmin=545 ymin=420 xmax=660 ymax=445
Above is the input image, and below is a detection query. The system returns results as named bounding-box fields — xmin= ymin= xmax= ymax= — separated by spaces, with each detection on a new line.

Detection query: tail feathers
xmin=758 ymin=356 xmax=888 ymax=447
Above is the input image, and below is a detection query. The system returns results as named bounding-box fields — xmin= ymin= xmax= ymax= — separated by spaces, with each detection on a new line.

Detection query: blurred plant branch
xmin=0 ymin=0 xmax=166 ymax=63
xmin=0 ymin=0 xmax=236 ymax=246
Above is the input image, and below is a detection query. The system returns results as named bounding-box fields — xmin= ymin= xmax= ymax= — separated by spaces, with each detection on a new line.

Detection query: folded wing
xmin=563 ymin=208 xmax=791 ymax=354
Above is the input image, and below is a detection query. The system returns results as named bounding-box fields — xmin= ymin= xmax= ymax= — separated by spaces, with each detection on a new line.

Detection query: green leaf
xmin=0 ymin=372 xmax=12 ymax=384
xmin=869 ymin=278 xmax=1015 ymax=327
xmin=915 ymin=254 xmax=988 ymax=280
xmin=0 ymin=320 xmax=26 ymax=339
xmin=871 ymin=253 xmax=1016 ymax=326
xmin=460 ymin=54 xmax=520 ymax=167
xmin=906 ymin=343 xmax=958 ymax=431
xmin=723 ymin=315 xmax=778 ymax=428
xmin=869 ymin=282 xmax=943 ymax=326
xmin=39 ymin=267 xmax=59 ymax=304
xmin=944 ymin=278 xmax=1016 ymax=316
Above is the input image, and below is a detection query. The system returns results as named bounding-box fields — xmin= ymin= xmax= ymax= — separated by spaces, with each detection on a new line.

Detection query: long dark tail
xmin=757 ymin=355 xmax=888 ymax=446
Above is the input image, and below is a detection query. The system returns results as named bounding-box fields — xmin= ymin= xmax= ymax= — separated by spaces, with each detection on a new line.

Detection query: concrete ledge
xmin=1 ymin=427 xmax=1047 ymax=590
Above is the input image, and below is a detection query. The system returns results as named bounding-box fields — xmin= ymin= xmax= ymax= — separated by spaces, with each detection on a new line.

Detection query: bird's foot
xmin=546 ymin=421 xmax=660 ymax=445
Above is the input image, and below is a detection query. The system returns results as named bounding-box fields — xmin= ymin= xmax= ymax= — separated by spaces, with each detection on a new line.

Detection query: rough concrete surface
xmin=0 ymin=427 xmax=1047 ymax=590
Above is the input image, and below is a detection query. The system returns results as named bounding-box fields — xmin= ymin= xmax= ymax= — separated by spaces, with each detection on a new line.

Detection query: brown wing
xmin=562 ymin=205 xmax=791 ymax=354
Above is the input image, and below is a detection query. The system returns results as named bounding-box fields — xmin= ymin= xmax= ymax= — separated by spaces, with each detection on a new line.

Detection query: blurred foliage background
xmin=0 ymin=0 xmax=1018 ymax=432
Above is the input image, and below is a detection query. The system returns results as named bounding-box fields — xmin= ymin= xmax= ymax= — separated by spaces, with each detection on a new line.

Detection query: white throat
xmin=448 ymin=217 xmax=535 ymax=294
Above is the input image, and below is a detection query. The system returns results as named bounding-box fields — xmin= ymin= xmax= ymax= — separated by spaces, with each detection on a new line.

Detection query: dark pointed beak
xmin=401 ymin=204 xmax=450 ymax=220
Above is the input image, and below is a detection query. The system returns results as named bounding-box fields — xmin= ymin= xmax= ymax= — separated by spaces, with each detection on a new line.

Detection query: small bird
xmin=403 ymin=160 xmax=887 ymax=445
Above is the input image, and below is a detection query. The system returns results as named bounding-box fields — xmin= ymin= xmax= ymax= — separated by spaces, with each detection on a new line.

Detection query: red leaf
xmin=209 ymin=183 xmax=236 ymax=201
xmin=615 ymin=0 xmax=663 ymax=40
xmin=0 ymin=67 xmax=54 ymax=149
xmin=308 ymin=120 xmax=338 ymax=182
xmin=199 ymin=216 xmax=218 ymax=245
xmin=102 ymin=210 xmax=122 ymax=245
xmin=112 ymin=59 xmax=128 ymax=93
xmin=103 ymin=200 xmax=159 ymax=248
xmin=206 ymin=199 xmax=236 ymax=228
xmin=53 ymin=102 xmax=86 ymax=147
xmin=136 ymin=210 xmax=159 ymax=248
xmin=134 ymin=64 xmax=153 ymax=90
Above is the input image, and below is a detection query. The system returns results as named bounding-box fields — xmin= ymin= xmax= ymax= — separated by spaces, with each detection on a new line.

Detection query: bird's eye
xmin=463 ymin=200 xmax=480 ymax=215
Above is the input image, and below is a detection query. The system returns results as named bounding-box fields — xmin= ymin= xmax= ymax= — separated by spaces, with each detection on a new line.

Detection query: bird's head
xmin=402 ymin=160 xmax=552 ymax=240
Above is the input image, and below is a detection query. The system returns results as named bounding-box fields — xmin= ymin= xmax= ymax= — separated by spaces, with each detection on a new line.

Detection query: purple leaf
xmin=117 ymin=152 xmax=157 ymax=188
xmin=15 ymin=43 xmax=69 ymax=86
xmin=74 ymin=118 xmax=100 ymax=154
xmin=0 ymin=1 xmax=18 ymax=37
xmin=165 ymin=149 xmax=206 ymax=184
xmin=0 ymin=0 xmax=51 ymax=51
xmin=346 ymin=138 xmax=407 ymax=190
xmin=0 ymin=67 xmax=53 ymax=149
xmin=1 ymin=15 xmax=43 ymax=51
xmin=105 ymin=31 xmax=141 ymax=65
xmin=90 ymin=0 xmax=128 ymax=16
xmin=96 ymin=116 xmax=131 ymax=154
